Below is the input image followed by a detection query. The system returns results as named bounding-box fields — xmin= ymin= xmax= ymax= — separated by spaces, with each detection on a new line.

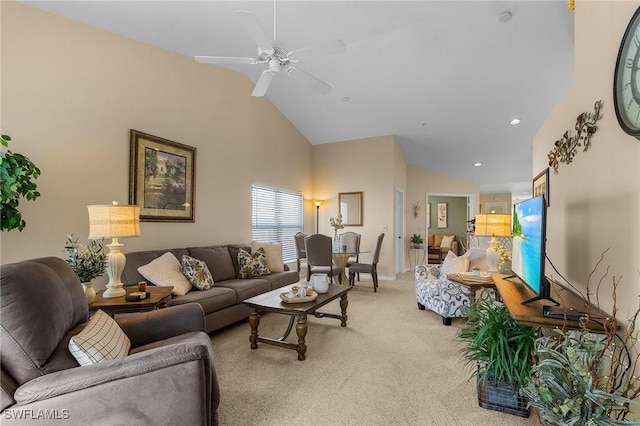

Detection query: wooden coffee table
xmin=89 ymin=286 xmax=173 ymax=316
xmin=243 ymin=282 xmax=352 ymax=361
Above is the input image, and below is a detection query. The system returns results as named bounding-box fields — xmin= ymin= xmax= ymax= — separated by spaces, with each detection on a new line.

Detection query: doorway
xmin=395 ymin=188 xmax=405 ymax=275
xmin=426 ymin=193 xmax=475 ymax=254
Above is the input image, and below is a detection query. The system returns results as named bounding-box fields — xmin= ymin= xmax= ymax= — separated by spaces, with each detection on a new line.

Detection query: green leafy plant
xmin=457 ymin=294 xmax=537 ymax=388
xmin=0 ymin=134 xmax=41 ymax=232
xmin=63 ymin=234 xmax=107 ymax=283
xmin=410 ymin=234 xmax=423 ymax=245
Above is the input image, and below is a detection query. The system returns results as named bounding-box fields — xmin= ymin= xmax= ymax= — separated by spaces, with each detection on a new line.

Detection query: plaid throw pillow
xmin=68 ymin=310 xmax=130 ymax=366
xmin=237 ymin=247 xmax=271 ymax=279
xmin=181 ymin=255 xmax=214 ymax=290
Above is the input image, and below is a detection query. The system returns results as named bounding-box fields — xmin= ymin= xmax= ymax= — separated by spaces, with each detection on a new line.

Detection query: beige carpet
xmin=210 ymin=272 xmax=540 ymax=426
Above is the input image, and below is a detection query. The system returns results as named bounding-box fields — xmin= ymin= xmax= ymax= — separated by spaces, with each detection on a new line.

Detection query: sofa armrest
xmin=14 ymin=336 xmax=210 ymax=405
xmin=10 ymin=337 xmax=216 ymax=425
xmin=116 ymin=303 xmax=206 ymax=348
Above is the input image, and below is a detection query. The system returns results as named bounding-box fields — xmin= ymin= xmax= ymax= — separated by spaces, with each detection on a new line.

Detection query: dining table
xmin=332 ymin=248 xmax=370 ymax=284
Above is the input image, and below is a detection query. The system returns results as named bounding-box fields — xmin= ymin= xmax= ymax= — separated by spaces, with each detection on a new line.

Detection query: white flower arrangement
xmin=329 ymin=214 xmax=344 ymax=230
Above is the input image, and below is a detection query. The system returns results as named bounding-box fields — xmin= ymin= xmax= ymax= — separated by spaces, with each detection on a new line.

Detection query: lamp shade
xmin=87 ymin=204 xmax=141 ymax=239
xmin=474 ymin=213 xmax=511 ymax=237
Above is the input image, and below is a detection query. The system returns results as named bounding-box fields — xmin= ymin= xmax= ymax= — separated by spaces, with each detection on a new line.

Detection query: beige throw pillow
xmin=137 ymin=252 xmax=192 ymax=296
xmin=440 ymin=235 xmax=455 ymax=248
xmin=251 ymin=242 xmax=284 ymax=273
xmin=69 ymin=310 xmax=130 ymax=366
xmin=440 ymin=251 xmax=469 ymax=275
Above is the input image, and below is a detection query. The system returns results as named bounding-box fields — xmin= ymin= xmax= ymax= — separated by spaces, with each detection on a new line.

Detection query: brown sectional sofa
xmin=122 ymin=244 xmax=300 ymax=333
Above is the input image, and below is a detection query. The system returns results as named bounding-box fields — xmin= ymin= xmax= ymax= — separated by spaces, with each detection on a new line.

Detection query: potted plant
xmin=457 ymin=293 xmax=536 ymax=417
xmin=0 ymin=134 xmax=41 ymax=232
xmin=472 ymin=266 xmax=481 ymax=276
xmin=521 ymin=253 xmax=640 ymax=424
xmin=63 ymin=234 xmax=107 ymax=303
xmin=410 ymin=234 xmax=423 ymax=246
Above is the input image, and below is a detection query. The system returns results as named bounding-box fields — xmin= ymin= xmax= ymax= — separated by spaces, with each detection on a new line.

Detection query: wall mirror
xmin=339 ymin=192 xmax=363 ymax=226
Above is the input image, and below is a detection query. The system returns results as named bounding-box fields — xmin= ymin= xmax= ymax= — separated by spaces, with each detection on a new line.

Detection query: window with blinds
xmin=251 ymin=184 xmax=303 ymax=263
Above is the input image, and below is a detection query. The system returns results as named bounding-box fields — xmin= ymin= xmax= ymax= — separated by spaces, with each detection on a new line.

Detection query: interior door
xmin=394 ymin=188 xmax=405 ymax=275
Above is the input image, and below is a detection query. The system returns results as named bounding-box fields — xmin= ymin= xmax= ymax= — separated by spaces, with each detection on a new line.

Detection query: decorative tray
xmin=280 ymin=289 xmax=318 ymax=304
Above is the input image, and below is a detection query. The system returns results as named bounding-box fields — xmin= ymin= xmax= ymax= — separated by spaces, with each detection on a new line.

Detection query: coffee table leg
xmin=249 ymin=309 xmax=260 ymax=349
xmin=295 ymin=314 xmax=307 ymax=361
xmin=339 ymin=293 xmax=349 ymax=327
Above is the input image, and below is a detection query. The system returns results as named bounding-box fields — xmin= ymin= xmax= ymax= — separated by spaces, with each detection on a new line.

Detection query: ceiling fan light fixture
xmin=498 ymin=11 xmax=513 ymax=24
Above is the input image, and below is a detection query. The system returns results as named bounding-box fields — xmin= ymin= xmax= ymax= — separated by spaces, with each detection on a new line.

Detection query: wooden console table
xmin=492 ymin=274 xmax=606 ymax=332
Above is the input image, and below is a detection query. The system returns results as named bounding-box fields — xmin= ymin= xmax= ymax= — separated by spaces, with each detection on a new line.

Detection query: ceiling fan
xmin=195 ymin=6 xmax=346 ymax=97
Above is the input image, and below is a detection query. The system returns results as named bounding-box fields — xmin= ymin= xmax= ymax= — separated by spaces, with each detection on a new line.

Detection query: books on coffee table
xmin=456 ymin=271 xmax=493 ymax=284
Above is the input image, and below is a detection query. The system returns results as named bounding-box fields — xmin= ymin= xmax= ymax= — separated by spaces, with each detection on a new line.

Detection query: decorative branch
xmin=548 ymin=100 xmax=602 ymax=174
xmin=411 ymin=202 xmax=421 ymax=218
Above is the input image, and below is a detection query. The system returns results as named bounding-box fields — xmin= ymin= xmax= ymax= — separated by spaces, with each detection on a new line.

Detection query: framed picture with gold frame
xmin=129 ymin=130 xmax=196 ymax=222
xmin=533 ymin=167 xmax=550 ymax=206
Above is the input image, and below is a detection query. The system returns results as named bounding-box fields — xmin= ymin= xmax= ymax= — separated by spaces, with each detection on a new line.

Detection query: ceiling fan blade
xmin=289 ymin=40 xmax=346 ymax=62
xmin=252 ymin=70 xmax=276 ymax=97
xmin=235 ymin=10 xmax=274 ymax=53
xmin=286 ymin=66 xmax=331 ymax=95
xmin=195 ymin=56 xmax=258 ymax=65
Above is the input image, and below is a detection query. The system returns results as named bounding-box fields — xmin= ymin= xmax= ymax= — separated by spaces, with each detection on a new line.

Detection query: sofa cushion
xmin=137 ymin=252 xmax=192 ymax=297
xmin=167 ymin=286 xmax=237 ymax=313
xmin=261 ymin=270 xmax=300 ymax=290
xmin=216 ymin=278 xmax=271 ymax=302
xmin=433 ymin=234 xmax=444 ymax=247
xmin=181 ymin=255 xmax=214 ymax=291
xmin=187 ymin=246 xmax=237 ymax=282
xmin=122 ymin=248 xmax=189 ymax=285
xmin=251 ymin=242 xmax=284 ymax=273
xmin=68 ymin=310 xmax=131 ymax=366
xmin=237 ymin=248 xmax=271 ymax=279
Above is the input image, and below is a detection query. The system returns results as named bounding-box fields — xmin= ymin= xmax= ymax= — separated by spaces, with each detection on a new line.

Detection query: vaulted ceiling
xmin=21 ymin=1 xmax=575 ymax=196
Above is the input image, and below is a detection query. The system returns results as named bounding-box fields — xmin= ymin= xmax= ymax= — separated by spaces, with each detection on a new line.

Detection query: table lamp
xmin=88 ymin=202 xmax=141 ymax=298
xmin=474 ymin=213 xmax=511 ymax=272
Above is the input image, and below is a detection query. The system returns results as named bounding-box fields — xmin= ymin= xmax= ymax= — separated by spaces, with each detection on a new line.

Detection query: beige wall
xmin=1 ymin=3 xmax=313 ymax=283
xmin=406 ymin=165 xmax=479 ymax=269
xmin=534 ymin=1 xmax=640 ymax=321
xmin=479 ymin=193 xmax=513 ymax=214
xmin=312 ymin=135 xmax=401 ymax=279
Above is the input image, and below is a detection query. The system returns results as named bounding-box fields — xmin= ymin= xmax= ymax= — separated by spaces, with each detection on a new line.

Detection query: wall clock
xmin=614 ymin=6 xmax=640 ymax=139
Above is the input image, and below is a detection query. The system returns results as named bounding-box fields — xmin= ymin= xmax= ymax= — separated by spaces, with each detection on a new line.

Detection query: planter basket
xmin=477 ymin=376 xmax=529 ymax=418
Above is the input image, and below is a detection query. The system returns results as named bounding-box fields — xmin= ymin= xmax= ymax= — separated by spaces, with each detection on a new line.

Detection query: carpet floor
xmin=210 ymin=272 xmax=541 ymax=426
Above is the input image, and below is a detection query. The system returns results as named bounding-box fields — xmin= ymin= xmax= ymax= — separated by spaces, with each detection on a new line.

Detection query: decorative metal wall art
xmin=547 ymin=100 xmax=602 ymax=174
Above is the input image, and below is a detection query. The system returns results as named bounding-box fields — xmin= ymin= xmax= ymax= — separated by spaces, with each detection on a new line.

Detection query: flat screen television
xmin=509 ymin=195 xmax=558 ymax=306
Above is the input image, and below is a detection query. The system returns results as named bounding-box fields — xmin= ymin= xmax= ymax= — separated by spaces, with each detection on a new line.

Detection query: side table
xmin=89 ymin=286 xmax=173 ymax=316
xmin=408 ymin=244 xmax=425 ymax=270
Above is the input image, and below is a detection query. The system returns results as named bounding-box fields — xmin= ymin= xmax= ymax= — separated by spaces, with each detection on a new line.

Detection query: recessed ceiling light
xmin=510 ymin=118 xmax=521 ymax=125
xmin=473 ymin=162 xmax=482 ymax=167
xmin=342 ymin=97 xmax=350 ymax=102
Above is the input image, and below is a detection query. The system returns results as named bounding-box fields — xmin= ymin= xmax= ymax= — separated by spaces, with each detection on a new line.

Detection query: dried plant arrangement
xmin=522 ymin=249 xmax=640 ymax=425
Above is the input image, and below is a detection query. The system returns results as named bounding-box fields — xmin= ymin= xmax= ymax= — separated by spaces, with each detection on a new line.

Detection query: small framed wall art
xmin=129 ymin=130 xmax=196 ymax=222
xmin=437 ymin=202 xmax=447 ymax=228
xmin=533 ymin=167 xmax=550 ymax=206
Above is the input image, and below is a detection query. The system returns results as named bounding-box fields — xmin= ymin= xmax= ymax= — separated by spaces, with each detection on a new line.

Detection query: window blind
xmin=251 ymin=184 xmax=303 ymax=263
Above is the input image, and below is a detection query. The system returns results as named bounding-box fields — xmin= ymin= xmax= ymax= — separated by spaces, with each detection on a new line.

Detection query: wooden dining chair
xmin=348 ymin=233 xmax=384 ymax=292
xmin=304 ymin=234 xmax=343 ymax=284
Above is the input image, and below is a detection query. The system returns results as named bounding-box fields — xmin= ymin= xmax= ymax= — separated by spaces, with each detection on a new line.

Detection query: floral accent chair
xmin=415 ymin=248 xmax=489 ymax=325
